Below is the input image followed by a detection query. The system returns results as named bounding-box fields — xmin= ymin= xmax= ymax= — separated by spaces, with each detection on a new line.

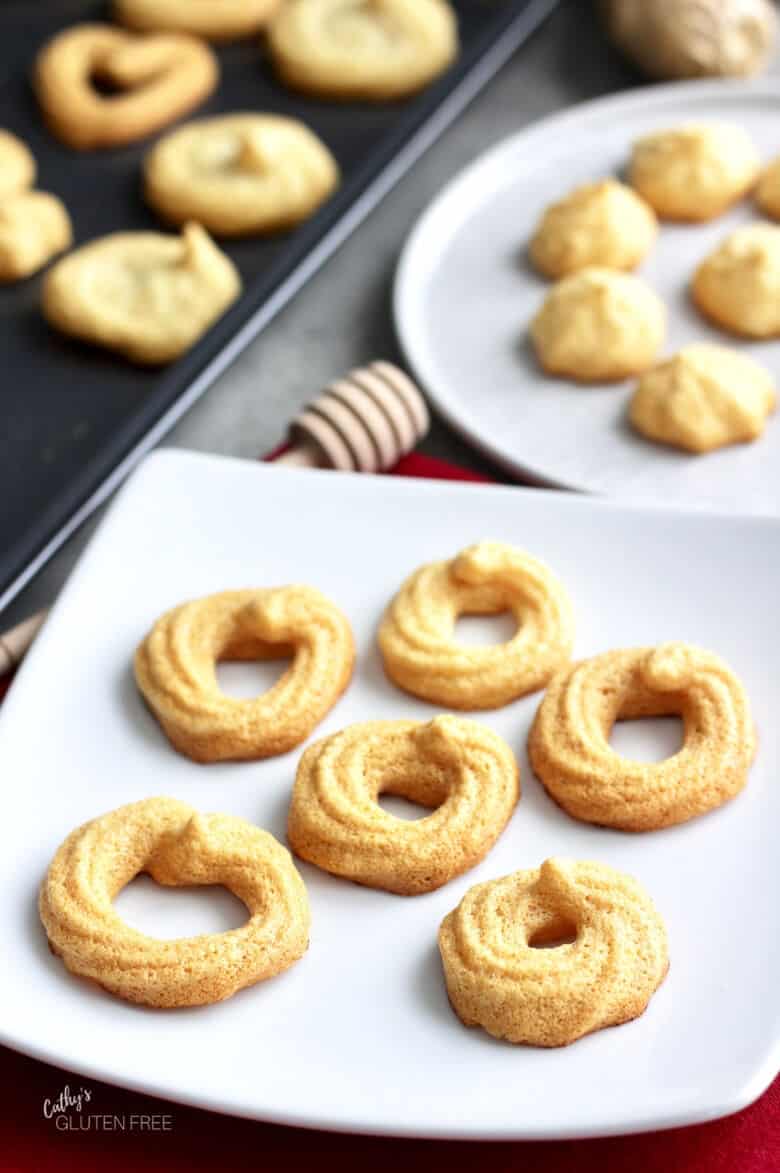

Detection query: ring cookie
xmin=692 ymin=223 xmax=780 ymax=338
xmin=530 ymin=267 xmax=665 ymax=382
xmin=135 ymin=586 xmax=355 ymax=762
xmin=629 ymin=123 xmax=760 ymax=221
xmin=529 ymin=180 xmax=657 ymax=279
xmin=439 ymin=858 xmax=668 ymax=1047
xmin=0 ymin=191 xmax=72 ymax=283
xmin=144 ymin=114 xmax=340 ymax=236
xmin=39 ymin=797 xmax=310 ymax=1007
xmin=629 ymin=343 xmax=776 ymax=453
xmin=267 ymin=0 xmax=458 ymax=102
xmin=288 ymin=716 xmax=520 ymax=895
xmin=114 ymin=0 xmax=281 ymax=41
xmin=42 ymin=223 xmax=241 ymax=364
xmin=378 ymin=540 xmax=574 ymax=709
xmin=529 ymin=642 xmax=755 ymax=831
xmin=34 ymin=23 xmax=218 ymax=150
xmin=0 ymin=129 xmax=35 ymax=199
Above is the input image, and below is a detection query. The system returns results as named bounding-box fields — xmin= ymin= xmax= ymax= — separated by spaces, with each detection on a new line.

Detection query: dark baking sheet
xmin=0 ymin=0 xmax=558 ymax=612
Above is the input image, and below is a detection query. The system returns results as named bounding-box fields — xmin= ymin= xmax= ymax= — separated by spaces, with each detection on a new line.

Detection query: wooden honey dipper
xmin=0 ymin=361 xmax=430 ymax=669
xmin=275 ymin=360 xmax=429 ymax=471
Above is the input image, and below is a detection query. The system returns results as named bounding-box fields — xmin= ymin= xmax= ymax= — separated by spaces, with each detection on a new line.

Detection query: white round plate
xmin=394 ymin=80 xmax=780 ymax=514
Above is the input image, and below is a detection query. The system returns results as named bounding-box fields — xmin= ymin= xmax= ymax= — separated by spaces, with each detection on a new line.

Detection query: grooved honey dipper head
xmin=289 ymin=361 xmax=430 ymax=472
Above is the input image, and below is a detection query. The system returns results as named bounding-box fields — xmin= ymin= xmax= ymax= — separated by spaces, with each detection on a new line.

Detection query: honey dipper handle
xmin=274 ymin=441 xmax=324 ymax=469
xmin=0 ymin=609 xmax=47 ymax=675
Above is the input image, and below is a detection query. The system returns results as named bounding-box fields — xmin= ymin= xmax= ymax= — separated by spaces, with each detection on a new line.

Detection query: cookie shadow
xmin=414 ymin=939 xmax=519 ymax=1051
xmin=555 ymin=2 xmax=638 ymax=101
xmin=117 ymin=662 xmax=165 ymax=752
xmin=514 ymin=241 xmax=547 ymax=285
xmin=413 ymin=941 xmax=453 ymax=1028
xmin=515 ymin=328 xmax=574 ymax=394
xmin=265 ymin=781 xmax=295 ymax=844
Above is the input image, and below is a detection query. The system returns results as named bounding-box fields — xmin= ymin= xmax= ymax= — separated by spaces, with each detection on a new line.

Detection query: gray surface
xmin=4 ymin=1 xmax=638 ymax=627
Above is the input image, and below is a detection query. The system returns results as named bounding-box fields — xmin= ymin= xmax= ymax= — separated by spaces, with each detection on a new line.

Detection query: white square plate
xmin=0 ymin=450 xmax=778 ymax=1140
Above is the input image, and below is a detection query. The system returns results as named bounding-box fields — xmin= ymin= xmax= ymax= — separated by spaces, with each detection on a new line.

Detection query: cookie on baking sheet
xmin=378 ymin=540 xmax=574 ymax=709
xmin=629 ymin=123 xmax=760 ymax=222
xmin=530 ymin=267 xmax=666 ymax=382
xmin=33 ymin=23 xmax=218 ymax=150
xmin=267 ymin=0 xmax=458 ymax=101
xmin=0 ymin=129 xmax=35 ymax=199
xmin=0 ymin=191 xmax=72 ymax=282
xmin=42 ymin=223 xmax=240 ymax=364
xmin=114 ymin=0 xmax=281 ymax=41
xmin=39 ymin=797 xmax=311 ymax=1007
xmin=439 ymin=858 xmax=669 ymax=1047
xmin=144 ymin=114 xmax=340 ymax=237
xmin=629 ymin=343 xmax=776 ymax=453
xmin=693 ymin=222 xmax=780 ymax=338
xmin=288 ymin=716 xmax=520 ymax=895
xmin=529 ymin=180 xmax=657 ymax=279
xmin=529 ymin=642 xmax=755 ymax=831
xmin=135 ymin=586 xmax=355 ymax=762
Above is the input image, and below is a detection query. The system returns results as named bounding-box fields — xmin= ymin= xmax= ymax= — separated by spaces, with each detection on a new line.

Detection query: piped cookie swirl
xmin=288 ymin=716 xmax=520 ymax=894
xmin=39 ymin=797 xmax=311 ymax=1007
xmin=378 ymin=540 xmax=574 ymax=709
xmin=439 ymin=858 xmax=668 ymax=1047
xmin=135 ymin=586 xmax=355 ymax=762
xmin=529 ymin=642 xmax=755 ymax=831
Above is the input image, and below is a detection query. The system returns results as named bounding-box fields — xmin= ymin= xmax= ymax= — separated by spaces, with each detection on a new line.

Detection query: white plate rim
xmin=393 ymin=77 xmax=780 ymax=492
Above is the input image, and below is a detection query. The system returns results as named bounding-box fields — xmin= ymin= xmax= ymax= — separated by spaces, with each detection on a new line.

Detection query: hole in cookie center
xmin=610 ymin=717 xmax=684 ymax=763
xmin=454 ymin=612 xmax=517 ymax=647
xmin=90 ymin=71 xmax=128 ymax=96
xmin=216 ymin=658 xmax=289 ymax=698
xmin=115 ymin=876 xmax=247 ymax=939
xmin=528 ymin=920 xmax=577 ymax=949
xmin=377 ymin=795 xmax=430 ymax=821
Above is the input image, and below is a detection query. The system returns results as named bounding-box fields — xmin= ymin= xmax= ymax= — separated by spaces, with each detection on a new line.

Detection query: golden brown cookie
xmin=529 ymin=642 xmax=755 ymax=831
xmin=692 ymin=222 xmax=780 ymax=338
xmin=39 ymin=797 xmax=310 ymax=1007
xmin=529 ymin=180 xmax=657 ymax=279
xmin=144 ymin=114 xmax=340 ymax=237
xmin=267 ymin=0 xmax=458 ymax=101
xmin=0 ymin=129 xmax=35 ymax=199
xmin=530 ymin=267 xmax=666 ymax=382
xmin=629 ymin=123 xmax=760 ymax=221
xmin=34 ymin=23 xmax=218 ymax=150
xmin=629 ymin=343 xmax=776 ymax=453
xmin=42 ymin=223 xmax=241 ymax=364
xmin=135 ymin=586 xmax=355 ymax=762
xmin=378 ymin=540 xmax=574 ymax=710
xmin=0 ymin=191 xmax=72 ymax=282
xmin=439 ymin=857 xmax=669 ymax=1047
xmin=114 ymin=0 xmax=281 ymax=41
xmin=288 ymin=716 xmax=520 ymax=895
xmin=755 ymin=156 xmax=780 ymax=218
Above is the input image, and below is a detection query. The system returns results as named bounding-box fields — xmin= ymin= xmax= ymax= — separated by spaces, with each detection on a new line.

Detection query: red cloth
xmin=1 ymin=451 xmax=777 ymax=1172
